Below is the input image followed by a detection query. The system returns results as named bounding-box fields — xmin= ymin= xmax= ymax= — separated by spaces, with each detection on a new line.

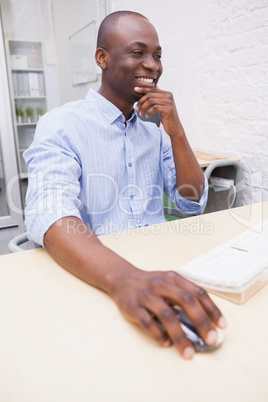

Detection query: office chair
xmin=137 ymin=110 xmax=161 ymax=127
xmin=203 ymin=159 xmax=243 ymax=212
xmin=8 ymin=232 xmax=39 ymax=253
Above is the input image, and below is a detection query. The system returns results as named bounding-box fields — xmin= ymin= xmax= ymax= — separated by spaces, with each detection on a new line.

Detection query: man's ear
xmin=95 ymin=48 xmax=108 ymax=70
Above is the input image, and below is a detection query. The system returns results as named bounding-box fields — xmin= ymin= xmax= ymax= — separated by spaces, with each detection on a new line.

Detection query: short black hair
xmin=97 ymin=11 xmax=148 ymax=50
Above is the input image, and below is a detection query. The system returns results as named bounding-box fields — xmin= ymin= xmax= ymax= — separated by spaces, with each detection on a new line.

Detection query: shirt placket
xmin=124 ymin=122 xmax=142 ymax=227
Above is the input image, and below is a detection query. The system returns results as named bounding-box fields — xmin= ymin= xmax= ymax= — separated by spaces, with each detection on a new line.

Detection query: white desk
xmin=0 ymin=203 xmax=268 ymax=402
xmin=193 ymin=150 xmax=240 ymax=168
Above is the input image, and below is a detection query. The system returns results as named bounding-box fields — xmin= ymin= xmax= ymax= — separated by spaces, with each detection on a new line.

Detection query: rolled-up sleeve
xmin=23 ymin=113 xmax=82 ymax=247
xmin=173 ymin=175 xmax=208 ymax=217
xmin=162 ymin=132 xmax=208 ymax=217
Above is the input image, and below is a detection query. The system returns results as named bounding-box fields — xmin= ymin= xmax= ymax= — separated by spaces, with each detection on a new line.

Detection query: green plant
xmin=15 ymin=106 xmax=24 ymax=118
xmin=36 ymin=107 xmax=44 ymax=117
xmin=25 ymin=106 xmax=34 ymax=118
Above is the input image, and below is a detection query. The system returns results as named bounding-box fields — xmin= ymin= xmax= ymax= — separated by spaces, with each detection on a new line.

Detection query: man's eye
xmin=154 ymin=54 xmax=162 ymax=60
xmin=132 ymin=50 xmax=143 ymax=55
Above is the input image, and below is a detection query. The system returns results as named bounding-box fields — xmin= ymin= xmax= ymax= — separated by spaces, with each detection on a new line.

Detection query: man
xmin=24 ymin=11 xmax=227 ymax=360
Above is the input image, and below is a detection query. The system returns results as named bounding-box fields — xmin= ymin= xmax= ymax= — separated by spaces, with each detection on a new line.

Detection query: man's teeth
xmin=137 ymin=77 xmax=154 ymax=83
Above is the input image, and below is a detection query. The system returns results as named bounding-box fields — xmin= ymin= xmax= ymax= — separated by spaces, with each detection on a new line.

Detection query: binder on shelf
xmin=28 ymin=72 xmax=41 ymax=96
xmin=17 ymin=72 xmax=25 ymax=96
xmin=12 ymin=72 xmax=18 ymax=97
xmin=28 ymin=73 xmax=36 ymax=97
xmin=23 ymin=73 xmax=30 ymax=96
xmin=33 ymin=73 xmax=40 ymax=96
xmin=38 ymin=72 xmax=45 ymax=96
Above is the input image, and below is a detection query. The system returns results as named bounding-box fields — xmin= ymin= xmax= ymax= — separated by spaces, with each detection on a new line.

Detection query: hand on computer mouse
xmin=111 ymin=268 xmax=227 ymax=360
xmin=161 ymin=307 xmax=224 ymax=353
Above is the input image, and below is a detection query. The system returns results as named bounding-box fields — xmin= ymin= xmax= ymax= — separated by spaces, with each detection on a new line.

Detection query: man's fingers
xmin=148 ymin=281 xmax=217 ymax=345
xmin=144 ymin=271 xmax=226 ymax=345
xmin=123 ymin=296 xmax=195 ymax=359
xmin=139 ymin=105 xmax=162 ymax=119
xmin=136 ymin=97 xmax=169 ymax=119
xmin=172 ymin=273 xmax=227 ymax=329
xmin=194 ymin=286 xmax=227 ymax=328
xmin=135 ymin=87 xmax=174 ymax=119
xmin=113 ymin=270 xmax=227 ymax=359
xmin=136 ymin=305 xmax=195 ymax=360
xmin=150 ymin=300 xmax=195 ymax=359
xmin=134 ymin=86 xmax=163 ymax=110
xmin=132 ymin=307 xmax=172 ymax=348
xmin=134 ymin=86 xmax=158 ymax=94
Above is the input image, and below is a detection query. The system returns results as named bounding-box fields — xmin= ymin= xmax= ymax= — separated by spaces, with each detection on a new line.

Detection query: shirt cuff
xmin=174 ymin=174 xmax=208 ymax=217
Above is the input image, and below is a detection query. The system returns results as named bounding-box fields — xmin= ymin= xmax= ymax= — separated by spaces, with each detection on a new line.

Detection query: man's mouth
xmin=136 ymin=77 xmax=154 ymax=84
xmin=135 ymin=77 xmax=157 ymax=87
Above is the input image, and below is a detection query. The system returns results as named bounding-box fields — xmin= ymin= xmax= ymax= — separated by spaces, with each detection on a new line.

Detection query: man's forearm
xmin=134 ymin=86 xmax=204 ymax=202
xmin=170 ymin=130 xmax=204 ymax=202
xmin=43 ymin=215 xmax=226 ymax=359
xmin=44 ymin=216 xmax=139 ymax=296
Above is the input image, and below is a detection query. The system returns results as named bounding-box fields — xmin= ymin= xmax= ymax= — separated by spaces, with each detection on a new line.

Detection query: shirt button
xmin=128 ymin=162 xmax=132 ymax=167
xmin=130 ymin=195 xmax=134 ymax=199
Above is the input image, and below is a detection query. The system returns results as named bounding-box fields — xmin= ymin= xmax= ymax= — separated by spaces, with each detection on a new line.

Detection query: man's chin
xmin=132 ymin=91 xmax=144 ymax=102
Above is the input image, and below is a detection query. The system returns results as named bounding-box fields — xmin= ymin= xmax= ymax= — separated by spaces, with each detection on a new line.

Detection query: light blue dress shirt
xmin=24 ymin=89 xmax=208 ymax=246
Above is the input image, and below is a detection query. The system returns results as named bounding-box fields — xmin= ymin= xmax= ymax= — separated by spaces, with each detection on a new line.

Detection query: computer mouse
xmin=158 ymin=307 xmax=224 ymax=353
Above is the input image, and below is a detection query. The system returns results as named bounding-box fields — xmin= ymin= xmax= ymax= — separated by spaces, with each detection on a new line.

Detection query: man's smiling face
xmin=102 ymin=15 xmax=163 ymax=106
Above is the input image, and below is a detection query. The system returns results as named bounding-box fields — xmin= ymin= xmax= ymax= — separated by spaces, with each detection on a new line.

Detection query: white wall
xmin=51 ymin=0 xmax=101 ymax=105
xmin=1 ymin=0 xmax=44 ymax=41
xmin=108 ymin=0 xmax=268 ymax=205
xmin=1 ymin=0 xmax=103 ymax=108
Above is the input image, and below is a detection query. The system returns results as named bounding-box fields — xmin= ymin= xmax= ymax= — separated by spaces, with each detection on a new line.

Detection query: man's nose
xmin=141 ymin=55 xmax=159 ymax=71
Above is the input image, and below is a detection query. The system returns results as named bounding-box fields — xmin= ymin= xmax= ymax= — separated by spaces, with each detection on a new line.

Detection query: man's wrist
xmin=104 ymin=258 xmax=141 ymax=297
xmin=169 ymin=128 xmax=186 ymax=142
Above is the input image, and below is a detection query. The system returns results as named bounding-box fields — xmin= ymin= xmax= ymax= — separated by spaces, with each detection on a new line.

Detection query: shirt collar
xmin=86 ymin=89 xmax=137 ymax=125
